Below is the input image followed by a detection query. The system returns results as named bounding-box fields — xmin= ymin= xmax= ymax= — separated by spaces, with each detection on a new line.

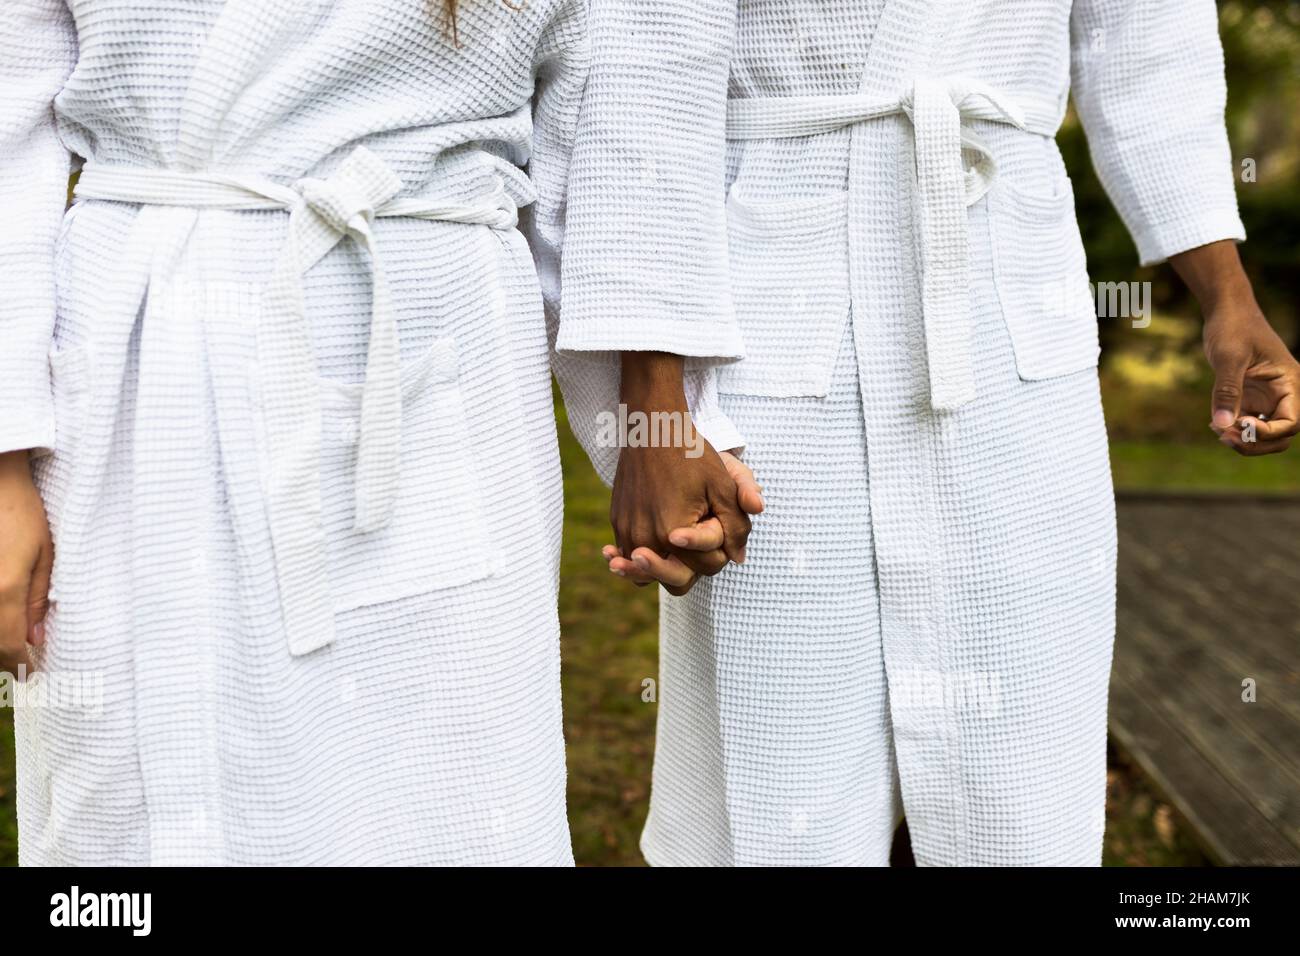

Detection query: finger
xmin=602 ymin=545 xmax=620 ymax=562
xmin=613 ymin=526 xmax=634 ymax=566
xmin=609 ymin=498 xmax=635 ymax=566
xmin=662 ymin=579 xmax=697 ymax=598
xmin=736 ymin=480 xmax=765 ymax=517
xmin=1225 ymin=435 xmax=1292 ymax=457
xmin=614 ymin=552 xmax=702 ymax=596
xmin=609 ymin=555 xmax=657 ymax=586
xmin=1217 ymin=410 xmax=1293 ymax=446
xmin=1217 ymin=423 xmax=1290 ymax=452
xmin=1210 ymin=348 xmax=1251 ymax=430
xmin=1240 ymin=416 xmax=1298 ymax=443
xmin=720 ymin=454 xmax=765 ymax=515
xmin=707 ymin=481 xmax=751 ymax=564
xmin=614 ymin=517 xmax=667 ymax=565
xmin=1243 ymin=390 xmax=1300 ymax=441
xmin=0 ymin=602 xmax=34 ymax=682
xmin=667 ymin=517 xmax=724 ymax=552
xmin=629 ymin=547 xmax=700 ymax=590
xmin=667 ymin=546 xmax=729 ymax=577
xmin=27 ymin=536 xmax=52 ymax=647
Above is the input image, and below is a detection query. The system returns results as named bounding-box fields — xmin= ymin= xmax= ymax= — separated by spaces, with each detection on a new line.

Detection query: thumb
xmin=26 ymin=537 xmax=52 ymax=647
xmin=1210 ymin=347 xmax=1251 ymax=430
xmin=720 ymin=453 xmax=764 ymax=516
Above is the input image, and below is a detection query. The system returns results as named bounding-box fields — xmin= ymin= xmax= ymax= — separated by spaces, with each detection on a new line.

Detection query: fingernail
xmin=632 ymin=554 xmax=649 ymax=569
xmin=610 ymin=567 xmax=625 ymax=577
xmin=737 ymin=548 xmax=747 ymax=564
xmin=1213 ymin=409 xmax=1236 ymax=429
xmin=29 ymin=621 xmax=45 ymax=646
xmin=668 ymin=532 xmax=689 ymax=547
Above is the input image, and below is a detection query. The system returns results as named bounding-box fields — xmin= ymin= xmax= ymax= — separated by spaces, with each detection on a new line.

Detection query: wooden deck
xmin=1112 ymin=493 xmax=1300 ymax=865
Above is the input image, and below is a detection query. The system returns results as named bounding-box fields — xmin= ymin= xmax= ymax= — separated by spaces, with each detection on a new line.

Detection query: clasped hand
xmin=605 ymin=445 xmax=763 ymax=595
xmin=604 ymin=351 xmax=763 ymax=596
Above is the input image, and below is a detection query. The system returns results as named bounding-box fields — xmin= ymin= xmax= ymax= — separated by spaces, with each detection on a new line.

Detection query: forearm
xmin=620 ymin=351 xmax=689 ymax=413
xmin=0 ymin=450 xmax=31 ymax=484
xmin=1168 ymin=240 xmax=1258 ymax=315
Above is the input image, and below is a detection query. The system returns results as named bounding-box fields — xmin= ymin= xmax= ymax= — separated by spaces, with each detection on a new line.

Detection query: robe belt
xmin=75 ymin=146 xmax=518 ymax=656
xmin=727 ymin=77 xmax=1062 ymax=410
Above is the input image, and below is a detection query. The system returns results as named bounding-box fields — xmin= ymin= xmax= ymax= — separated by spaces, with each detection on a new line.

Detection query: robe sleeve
xmin=1069 ymin=0 xmax=1245 ymax=267
xmin=0 ymin=0 xmax=78 ymax=455
xmin=527 ymin=0 xmax=744 ymax=486
xmin=557 ymin=0 xmax=741 ymax=361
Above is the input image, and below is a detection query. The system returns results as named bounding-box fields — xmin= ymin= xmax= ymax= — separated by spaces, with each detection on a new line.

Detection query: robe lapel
xmin=177 ymin=1 xmax=313 ymax=169
xmin=856 ymin=0 xmax=945 ymax=97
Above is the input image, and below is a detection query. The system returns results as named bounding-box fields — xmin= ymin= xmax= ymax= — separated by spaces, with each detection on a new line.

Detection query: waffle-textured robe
xmin=564 ymin=0 xmax=1246 ymax=866
xmin=0 ymin=0 xmax=738 ymax=865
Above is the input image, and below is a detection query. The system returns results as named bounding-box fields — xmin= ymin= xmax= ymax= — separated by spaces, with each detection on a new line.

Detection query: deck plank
xmin=1112 ymin=494 xmax=1300 ymax=865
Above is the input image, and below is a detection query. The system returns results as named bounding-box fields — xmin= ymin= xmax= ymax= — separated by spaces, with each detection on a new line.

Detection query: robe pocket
xmin=988 ymin=179 xmax=1100 ymax=380
xmin=318 ymin=337 xmax=494 ymax=613
xmin=717 ymin=188 xmax=852 ymax=398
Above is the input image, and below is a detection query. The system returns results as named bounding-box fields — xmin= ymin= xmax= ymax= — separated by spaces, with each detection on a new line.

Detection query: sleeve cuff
xmin=556 ymin=316 xmax=745 ymax=366
xmin=1134 ymin=208 xmax=1247 ymax=268
xmin=692 ymin=411 xmax=745 ymax=459
xmin=682 ymin=359 xmax=745 ymax=456
xmin=0 ymin=417 xmax=54 ymax=458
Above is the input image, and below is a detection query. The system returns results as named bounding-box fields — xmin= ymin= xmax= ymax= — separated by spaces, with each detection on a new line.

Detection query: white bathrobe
xmin=0 ymin=0 xmax=737 ymax=865
xmin=562 ymin=0 xmax=1246 ymax=866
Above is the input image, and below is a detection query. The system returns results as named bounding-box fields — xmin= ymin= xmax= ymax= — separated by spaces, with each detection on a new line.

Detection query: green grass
xmin=554 ymin=400 xmax=661 ymax=865
xmin=1111 ymin=440 xmax=1300 ymax=493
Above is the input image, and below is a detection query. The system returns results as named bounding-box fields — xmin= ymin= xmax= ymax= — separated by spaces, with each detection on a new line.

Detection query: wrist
xmin=1199 ymin=277 xmax=1259 ymax=319
xmin=620 ymin=351 xmax=688 ymax=411
xmin=1168 ymin=240 xmax=1257 ymax=317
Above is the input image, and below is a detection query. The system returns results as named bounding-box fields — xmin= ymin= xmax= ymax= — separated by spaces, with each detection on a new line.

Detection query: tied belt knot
xmin=727 ymin=76 xmax=1060 ymax=410
xmin=75 ymin=146 xmax=518 ymax=655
